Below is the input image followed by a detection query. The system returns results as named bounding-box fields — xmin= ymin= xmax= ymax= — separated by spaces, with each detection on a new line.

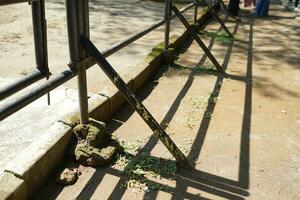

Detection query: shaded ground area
xmin=37 ymin=1 xmax=300 ymax=199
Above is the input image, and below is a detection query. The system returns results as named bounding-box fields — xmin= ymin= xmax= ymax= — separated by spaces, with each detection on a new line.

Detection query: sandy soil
xmin=0 ymin=0 xmax=195 ymax=173
xmin=35 ymin=0 xmax=300 ymax=199
xmin=0 ymin=0 xmax=191 ymax=93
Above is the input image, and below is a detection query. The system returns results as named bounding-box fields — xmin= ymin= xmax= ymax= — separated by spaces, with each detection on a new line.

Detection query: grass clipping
xmin=199 ymin=30 xmax=234 ymax=44
xmin=114 ymin=140 xmax=178 ymax=192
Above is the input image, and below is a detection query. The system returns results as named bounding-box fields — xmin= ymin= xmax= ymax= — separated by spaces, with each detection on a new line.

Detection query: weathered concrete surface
xmin=0 ymin=173 xmax=27 ymax=200
xmin=35 ymin=1 xmax=300 ymax=199
xmin=0 ymin=82 xmax=79 ymax=173
xmin=4 ymin=122 xmax=72 ymax=198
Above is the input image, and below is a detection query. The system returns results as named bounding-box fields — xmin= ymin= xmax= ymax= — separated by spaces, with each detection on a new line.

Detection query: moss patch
xmin=146 ymin=42 xmax=165 ymax=61
xmin=70 ymin=118 xmax=123 ymax=167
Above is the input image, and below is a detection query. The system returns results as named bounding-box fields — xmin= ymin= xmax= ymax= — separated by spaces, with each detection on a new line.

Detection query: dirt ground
xmin=0 ymin=0 xmax=189 ymax=93
xmin=0 ymin=0 xmax=194 ymax=173
xmin=35 ymin=1 xmax=299 ymax=199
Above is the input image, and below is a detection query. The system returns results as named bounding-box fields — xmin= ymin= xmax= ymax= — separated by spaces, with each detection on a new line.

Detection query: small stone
xmin=71 ymin=119 xmax=123 ymax=167
xmin=57 ymin=168 xmax=78 ymax=185
xmin=86 ymin=120 xmax=107 ymax=147
xmin=74 ymin=142 xmax=92 ymax=165
xmin=87 ymin=145 xmax=117 ymax=167
xmin=74 ymin=165 xmax=83 ymax=176
xmin=143 ymin=186 xmax=150 ymax=193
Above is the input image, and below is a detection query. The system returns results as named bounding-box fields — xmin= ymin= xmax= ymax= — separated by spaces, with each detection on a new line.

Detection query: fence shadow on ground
xmin=36 ymin=8 xmax=255 ymax=200
xmin=166 ymin=13 xmax=252 ymax=200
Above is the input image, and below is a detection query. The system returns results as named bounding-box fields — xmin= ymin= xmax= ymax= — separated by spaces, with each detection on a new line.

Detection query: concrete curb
xmin=0 ymin=9 xmax=212 ymax=200
xmin=1 ymin=123 xmax=72 ymax=200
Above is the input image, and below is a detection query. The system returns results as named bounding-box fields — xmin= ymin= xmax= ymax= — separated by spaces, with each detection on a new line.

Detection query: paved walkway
xmin=36 ymin=1 xmax=300 ymax=199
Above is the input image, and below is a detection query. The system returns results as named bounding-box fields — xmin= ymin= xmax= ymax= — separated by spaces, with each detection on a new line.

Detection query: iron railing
xmin=0 ymin=0 xmax=201 ymax=122
xmin=0 ymin=0 xmax=49 ymax=101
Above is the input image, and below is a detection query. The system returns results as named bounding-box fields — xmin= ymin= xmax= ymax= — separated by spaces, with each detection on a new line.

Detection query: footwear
xmin=295 ymin=7 xmax=300 ymax=12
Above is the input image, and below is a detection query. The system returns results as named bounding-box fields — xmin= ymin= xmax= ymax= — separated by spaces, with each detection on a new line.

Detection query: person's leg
xmin=255 ymin=0 xmax=260 ymax=15
xmin=294 ymin=0 xmax=300 ymax=12
xmin=228 ymin=0 xmax=240 ymax=16
xmin=256 ymin=0 xmax=269 ymax=16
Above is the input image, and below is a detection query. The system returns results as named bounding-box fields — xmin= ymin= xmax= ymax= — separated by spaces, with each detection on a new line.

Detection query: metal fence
xmin=0 ymin=0 xmax=199 ymax=122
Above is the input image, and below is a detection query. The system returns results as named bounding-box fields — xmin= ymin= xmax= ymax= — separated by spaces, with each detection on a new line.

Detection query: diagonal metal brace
xmin=171 ymin=3 xmax=224 ymax=73
xmin=81 ymin=35 xmax=194 ymax=170
xmin=203 ymin=0 xmax=233 ymax=37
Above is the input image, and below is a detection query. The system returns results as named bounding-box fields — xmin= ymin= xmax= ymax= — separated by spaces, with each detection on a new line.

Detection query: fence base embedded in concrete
xmin=81 ymin=35 xmax=194 ymax=170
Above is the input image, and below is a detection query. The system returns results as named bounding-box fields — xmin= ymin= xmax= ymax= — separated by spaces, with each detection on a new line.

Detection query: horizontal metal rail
xmin=0 ymin=70 xmax=44 ymax=101
xmin=0 ymin=70 xmax=76 ymax=120
xmin=0 ymin=0 xmax=49 ymax=101
xmin=82 ymin=2 xmax=195 ymax=64
xmin=0 ymin=0 xmax=36 ymax=6
xmin=0 ymin=2 xmax=194 ymax=121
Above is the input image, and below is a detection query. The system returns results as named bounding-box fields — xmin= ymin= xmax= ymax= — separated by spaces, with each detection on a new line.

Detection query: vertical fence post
xmin=66 ymin=0 xmax=89 ymax=124
xmin=194 ymin=0 xmax=198 ymax=23
xmin=31 ymin=0 xmax=49 ymax=76
xmin=32 ymin=0 xmax=51 ymax=105
xmin=76 ymin=0 xmax=89 ymax=124
xmin=164 ymin=0 xmax=171 ymax=50
xmin=83 ymin=0 xmax=90 ymax=50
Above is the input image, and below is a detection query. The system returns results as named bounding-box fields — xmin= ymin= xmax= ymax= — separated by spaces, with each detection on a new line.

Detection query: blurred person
xmin=255 ymin=0 xmax=269 ymax=16
xmin=295 ymin=0 xmax=299 ymax=12
xmin=244 ymin=0 xmax=256 ymax=7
